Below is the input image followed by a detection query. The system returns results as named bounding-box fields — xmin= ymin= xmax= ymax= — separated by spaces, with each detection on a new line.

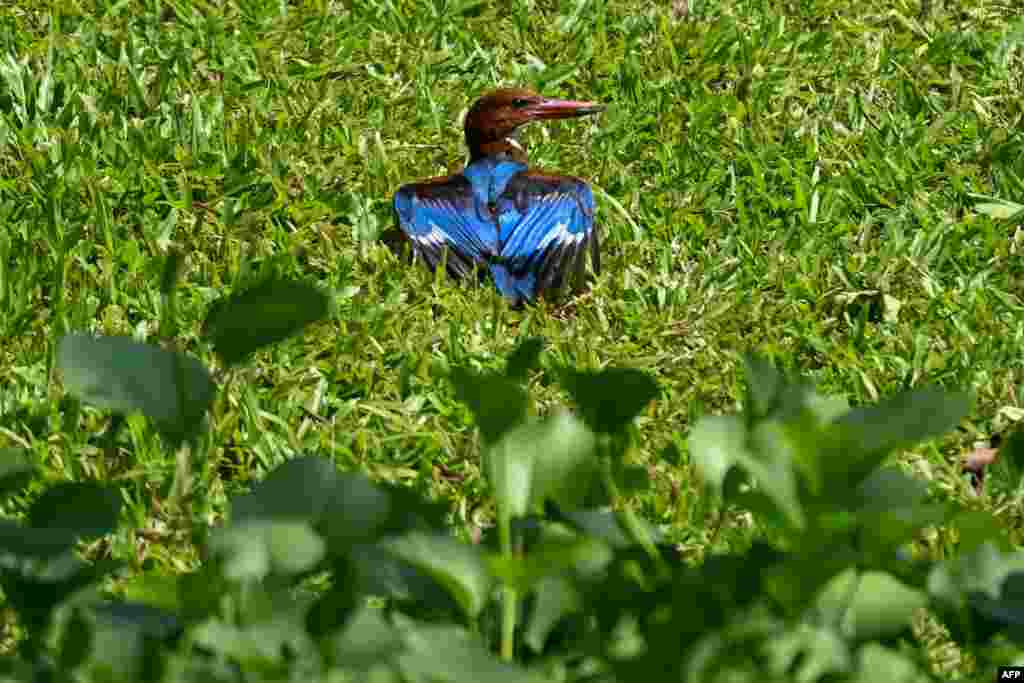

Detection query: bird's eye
xmin=511 ymin=98 xmax=531 ymax=109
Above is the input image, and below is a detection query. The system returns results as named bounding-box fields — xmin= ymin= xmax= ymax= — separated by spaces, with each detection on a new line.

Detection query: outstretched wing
xmin=496 ymin=172 xmax=600 ymax=299
xmin=393 ymin=175 xmax=497 ymax=279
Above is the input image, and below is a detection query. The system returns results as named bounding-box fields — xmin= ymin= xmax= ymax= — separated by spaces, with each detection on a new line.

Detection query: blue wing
xmin=494 ymin=172 xmax=600 ymax=301
xmin=393 ymin=174 xmax=498 ymax=279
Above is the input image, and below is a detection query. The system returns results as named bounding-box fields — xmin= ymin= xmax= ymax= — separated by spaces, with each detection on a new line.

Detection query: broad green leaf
xmin=202 ymin=278 xmax=331 ymax=366
xmin=57 ymin=334 xmax=215 ymax=444
xmin=489 ymin=533 xmax=611 ymax=591
xmin=970 ymin=572 xmax=1024 ymax=643
xmin=4 ymin=557 xmax=115 ymax=617
xmin=523 ymin=576 xmax=580 ymax=653
xmin=120 ymin=572 xmax=181 ymax=614
xmin=848 ymin=644 xmax=930 ymax=683
xmin=850 ymin=468 xmax=948 ymax=551
xmin=856 ymin=506 xmax=948 ymax=557
xmin=27 ymin=482 xmax=121 ymax=541
xmin=231 ymin=455 xmax=343 ymax=521
xmin=306 ymin=583 xmax=359 ymax=639
xmin=524 ymin=412 xmax=600 ymax=510
xmin=0 ymin=448 xmax=33 ymax=500
xmin=559 ymin=367 xmax=659 ymax=434
xmin=817 ymin=569 xmax=926 ymax=641
xmin=688 ymin=415 xmax=745 ymax=490
xmin=831 ymin=386 xmax=970 ymax=459
xmin=485 ymin=413 xmax=599 ymax=527
xmin=804 ymin=393 xmax=851 ymax=423
xmin=945 ymin=510 xmax=1010 ymax=554
xmin=689 ymin=415 xmax=805 ymax=529
xmin=485 ymin=421 xmax=538 ymax=525
xmin=211 ymin=520 xmax=325 ymax=581
xmin=854 ymin=467 xmax=929 ymax=511
xmin=328 ymin=605 xmax=404 ymax=670
xmin=744 ymin=354 xmax=786 ymax=418
xmin=814 ymin=386 xmax=970 ymax=496
xmin=556 ymin=508 xmax=661 ymax=551
xmin=193 ymin=613 xmax=312 ymax=670
xmin=928 ymin=542 xmax=1024 ymax=610
xmin=397 ymin=622 xmax=548 ymax=683
xmin=505 ymin=337 xmax=544 ymax=381
xmin=58 ymin=607 xmax=93 ymax=671
xmin=449 ymin=366 xmax=529 ymax=444
xmin=351 ymin=544 xmax=462 ymax=612
xmin=766 ymin=623 xmax=851 ymax=683
xmin=177 ymin=567 xmax=230 ymax=622
xmin=744 ymin=354 xmax=835 ymax=422
xmin=88 ymin=602 xmax=182 ymax=641
xmin=230 ymin=457 xmax=401 ymax=553
xmin=383 ymin=532 xmax=492 ymax=620
xmin=56 ymin=604 xmax=175 ymax=683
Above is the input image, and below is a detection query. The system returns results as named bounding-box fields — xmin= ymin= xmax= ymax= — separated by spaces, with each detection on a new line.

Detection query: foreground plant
xmin=5 ymin=278 xmax=1024 ymax=681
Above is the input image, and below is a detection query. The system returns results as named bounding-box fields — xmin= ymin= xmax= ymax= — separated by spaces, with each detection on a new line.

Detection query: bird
xmin=392 ymin=88 xmax=605 ymax=305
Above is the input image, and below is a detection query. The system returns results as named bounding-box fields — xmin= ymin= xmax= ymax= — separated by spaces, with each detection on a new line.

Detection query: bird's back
xmin=394 ymin=156 xmax=599 ymax=304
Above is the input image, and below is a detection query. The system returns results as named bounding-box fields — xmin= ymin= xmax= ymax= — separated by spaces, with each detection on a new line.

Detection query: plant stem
xmin=601 ymin=455 xmax=667 ymax=577
xmin=498 ymin=508 xmax=517 ymax=661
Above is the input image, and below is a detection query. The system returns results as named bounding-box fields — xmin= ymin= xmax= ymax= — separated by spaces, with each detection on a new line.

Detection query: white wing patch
xmin=412 ymin=222 xmax=448 ymax=249
xmin=535 ymin=221 xmax=583 ymax=252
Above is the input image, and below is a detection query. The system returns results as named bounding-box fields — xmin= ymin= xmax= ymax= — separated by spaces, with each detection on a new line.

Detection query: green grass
xmin=2 ymin=0 xmax=1024 ymax=674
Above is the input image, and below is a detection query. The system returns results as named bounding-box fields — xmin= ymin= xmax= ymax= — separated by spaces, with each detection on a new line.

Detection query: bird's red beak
xmin=526 ymin=97 xmax=606 ymax=120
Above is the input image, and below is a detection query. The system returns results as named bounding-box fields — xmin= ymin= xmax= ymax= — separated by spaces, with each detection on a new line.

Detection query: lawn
xmin=1 ymin=0 xmax=1024 ymax=679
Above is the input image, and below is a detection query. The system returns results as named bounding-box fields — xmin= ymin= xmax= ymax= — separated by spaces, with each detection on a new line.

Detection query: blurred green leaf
xmin=0 ymin=448 xmax=34 ymax=500
xmin=945 ymin=510 xmax=1009 ymax=554
xmin=524 ymin=412 xmax=600 ymax=510
xmin=57 ymin=334 xmax=215 ymax=445
xmin=556 ymin=508 xmax=661 ymax=551
xmin=230 ymin=455 xmax=346 ymax=521
xmin=489 ymin=533 xmax=611 ymax=591
xmin=744 ymin=355 xmax=787 ymax=418
xmin=689 ymin=415 xmax=804 ymax=529
xmin=928 ymin=542 xmax=1024 ymax=616
xmin=505 ymin=337 xmax=544 ymax=381
xmin=0 ymin=520 xmax=77 ymax=561
xmin=559 ymin=367 xmax=659 ymax=434
xmin=383 ymin=532 xmax=493 ymax=620
xmin=848 ymin=644 xmax=929 ymax=683
xmin=74 ymin=602 xmax=183 ymax=682
xmin=397 ymin=622 xmax=548 ymax=683
xmin=230 ymin=456 xmax=425 ymax=555
xmin=766 ymin=623 xmax=851 ymax=682
xmin=485 ymin=412 xmax=599 ymax=528
xmin=817 ymin=569 xmax=926 ymax=641
xmin=970 ymin=571 xmax=1024 ymax=644
xmin=58 ymin=607 xmax=93 ymax=671
xmin=327 ymin=605 xmax=404 ymax=670
xmin=350 ymin=544 xmax=462 ymax=613
xmin=854 ymin=467 xmax=929 ymax=511
xmin=193 ymin=611 xmax=311 ymax=670
xmin=211 ymin=520 xmax=325 ymax=581
xmin=449 ymin=366 xmax=529 ymax=445
xmin=202 ymin=278 xmax=331 ymax=366
xmin=27 ymin=481 xmax=121 ymax=541
xmin=523 ymin=575 xmax=579 ymax=653
xmin=832 ymin=386 xmax=971 ymax=460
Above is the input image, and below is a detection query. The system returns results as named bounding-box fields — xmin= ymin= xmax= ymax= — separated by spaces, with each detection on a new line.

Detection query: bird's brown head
xmin=464 ymin=87 xmax=605 ymax=161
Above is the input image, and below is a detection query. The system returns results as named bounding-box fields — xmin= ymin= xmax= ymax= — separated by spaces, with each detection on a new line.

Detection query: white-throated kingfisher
xmin=393 ymin=88 xmax=605 ymax=305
